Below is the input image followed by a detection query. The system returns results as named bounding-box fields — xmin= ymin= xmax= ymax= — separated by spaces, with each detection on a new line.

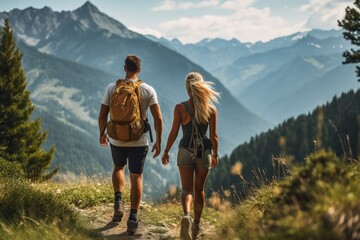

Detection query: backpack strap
xmin=133 ymin=80 xmax=143 ymax=120
xmin=181 ymin=102 xmax=204 ymax=153
xmin=182 ymin=101 xmax=194 ymax=117
xmin=115 ymin=79 xmax=125 ymax=93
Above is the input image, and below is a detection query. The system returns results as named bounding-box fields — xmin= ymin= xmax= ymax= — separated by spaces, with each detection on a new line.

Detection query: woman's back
xmin=178 ymin=101 xmax=211 ymax=150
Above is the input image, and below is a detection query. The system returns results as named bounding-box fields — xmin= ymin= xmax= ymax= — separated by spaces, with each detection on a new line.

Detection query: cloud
xmin=152 ymin=6 xmax=302 ymax=43
xmin=220 ymin=0 xmax=256 ymax=9
xmin=301 ymin=0 xmax=353 ymax=29
xmin=141 ymin=0 xmax=349 ymax=43
xmin=152 ymin=0 xmax=221 ymax=11
xmin=152 ymin=0 xmax=255 ymax=11
xmin=299 ymin=0 xmax=350 ymax=12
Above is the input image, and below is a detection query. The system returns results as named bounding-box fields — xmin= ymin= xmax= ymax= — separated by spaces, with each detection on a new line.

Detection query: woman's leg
xmin=178 ymin=167 xmax=194 ymax=215
xmin=193 ymin=168 xmax=209 ymax=221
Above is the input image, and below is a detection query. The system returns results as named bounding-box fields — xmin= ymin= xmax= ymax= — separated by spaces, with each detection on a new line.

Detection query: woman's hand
xmin=211 ymin=154 xmax=218 ymax=168
xmin=161 ymin=152 xmax=170 ymax=165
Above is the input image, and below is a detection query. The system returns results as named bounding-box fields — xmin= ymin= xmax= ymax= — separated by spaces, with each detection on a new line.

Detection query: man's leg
xmin=112 ymin=164 xmax=125 ymax=200
xmin=110 ymin=145 xmax=128 ymax=222
xmin=112 ymin=164 xmax=125 ymax=192
xmin=129 ymin=172 xmax=142 ymax=218
xmin=126 ymin=146 xmax=148 ymax=234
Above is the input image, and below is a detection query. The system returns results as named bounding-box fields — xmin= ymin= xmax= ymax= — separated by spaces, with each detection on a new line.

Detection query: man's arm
xmin=98 ymin=104 xmax=110 ymax=147
xmin=149 ymin=103 xmax=163 ymax=158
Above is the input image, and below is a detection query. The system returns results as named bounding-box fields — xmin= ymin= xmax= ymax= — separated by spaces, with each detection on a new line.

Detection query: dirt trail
xmin=80 ymin=203 xmax=174 ymax=240
xmin=80 ymin=203 xmax=217 ymax=240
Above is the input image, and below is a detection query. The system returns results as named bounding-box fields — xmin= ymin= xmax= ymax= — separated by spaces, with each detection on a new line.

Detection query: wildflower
xmin=231 ymin=162 xmax=243 ymax=176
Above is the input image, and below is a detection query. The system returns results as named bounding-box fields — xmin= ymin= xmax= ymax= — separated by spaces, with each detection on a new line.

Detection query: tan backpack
xmin=106 ymin=79 xmax=145 ymax=141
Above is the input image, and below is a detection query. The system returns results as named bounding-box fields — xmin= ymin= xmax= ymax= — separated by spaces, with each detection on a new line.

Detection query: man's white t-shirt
xmin=102 ymin=80 xmax=158 ymax=147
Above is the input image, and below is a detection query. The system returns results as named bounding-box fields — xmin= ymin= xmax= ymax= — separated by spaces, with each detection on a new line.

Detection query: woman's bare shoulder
xmin=175 ymin=102 xmax=186 ymax=111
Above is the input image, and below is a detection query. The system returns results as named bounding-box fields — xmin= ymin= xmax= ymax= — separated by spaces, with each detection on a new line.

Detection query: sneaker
xmin=192 ymin=222 xmax=203 ymax=239
xmin=111 ymin=201 xmax=124 ymax=222
xmin=180 ymin=215 xmax=192 ymax=240
xmin=127 ymin=219 xmax=139 ymax=234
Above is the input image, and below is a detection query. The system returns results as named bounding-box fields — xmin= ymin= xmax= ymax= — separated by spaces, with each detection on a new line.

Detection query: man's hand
xmin=99 ymin=134 xmax=108 ymax=147
xmin=151 ymin=141 xmax=161 ymax=158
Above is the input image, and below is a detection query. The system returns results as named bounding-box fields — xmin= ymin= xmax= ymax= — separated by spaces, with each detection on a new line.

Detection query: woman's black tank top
xmin=178 ymin=101 xmax=212 ymax=150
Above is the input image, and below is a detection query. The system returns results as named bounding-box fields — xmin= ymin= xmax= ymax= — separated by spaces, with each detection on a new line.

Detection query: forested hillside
xmin=207 ymin=88 xmax=360 ymax=193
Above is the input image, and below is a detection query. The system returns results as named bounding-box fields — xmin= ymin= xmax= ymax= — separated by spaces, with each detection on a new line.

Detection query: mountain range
xmin=0 ymin=2 xmax=270 ymax=198
xmin=149 ymin=29 xmax=359 ymax=124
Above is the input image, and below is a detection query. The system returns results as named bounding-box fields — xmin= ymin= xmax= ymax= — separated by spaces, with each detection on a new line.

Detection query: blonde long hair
xmin=185 ymin=72 xmax=220 ymax=124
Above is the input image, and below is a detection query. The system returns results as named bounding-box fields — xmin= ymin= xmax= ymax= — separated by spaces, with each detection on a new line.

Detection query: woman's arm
xmin=161 ymin=104 xmax=182 ymax=165
xmin=209 ymin=108 xmax=218 ymax=168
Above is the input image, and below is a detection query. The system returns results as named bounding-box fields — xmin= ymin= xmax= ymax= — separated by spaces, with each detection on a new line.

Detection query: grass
xmin=0 ymin=158 xmax=104 ymax=239
xmin=33 ymin=179 xmax=127 ymax=209
xmin=2 ymin=150 xmax=359 ymax=239
xmin=0 ymin=179 xmax=102 ymax=239
xmin=215 ymin=150 xmax=360 ymax=240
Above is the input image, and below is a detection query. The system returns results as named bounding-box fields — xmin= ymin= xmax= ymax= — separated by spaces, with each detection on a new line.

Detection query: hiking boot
xmin=192 ymin=222 xmax=203 ymax=239
xmin=180 ymin=215 xmax=192 ymax=240
xmin=112 ymin=201 xmax=124 ymax=222
xmin=127 ymin=219 xmax=139 ymax=234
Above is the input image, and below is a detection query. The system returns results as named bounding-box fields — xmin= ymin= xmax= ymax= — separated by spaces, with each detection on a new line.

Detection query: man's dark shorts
xmin=110 ymin=144 xmax=148 ymax=174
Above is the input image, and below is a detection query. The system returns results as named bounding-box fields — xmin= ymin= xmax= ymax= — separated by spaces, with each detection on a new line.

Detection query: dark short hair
xmin=125 ymin=54 xmax=141 ymax=72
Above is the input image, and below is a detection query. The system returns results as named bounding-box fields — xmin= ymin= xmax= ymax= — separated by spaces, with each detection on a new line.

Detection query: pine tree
xmin=0 ymin=19 xmax=58 ymax=181
xmin=338 ymin=0 xmax=360 ymax=82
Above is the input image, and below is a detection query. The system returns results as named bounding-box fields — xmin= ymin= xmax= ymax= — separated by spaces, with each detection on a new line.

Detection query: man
xmin=98 ymin=54 xmax=163 ymax=234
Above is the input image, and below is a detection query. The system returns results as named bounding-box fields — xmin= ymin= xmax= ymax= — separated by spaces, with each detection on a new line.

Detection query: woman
xmin=161 ymin=72 xmax=220 ymax=240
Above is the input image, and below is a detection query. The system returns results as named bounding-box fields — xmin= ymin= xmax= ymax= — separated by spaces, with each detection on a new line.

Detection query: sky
xmin=0 ymin=0 xmax=353 ymax=44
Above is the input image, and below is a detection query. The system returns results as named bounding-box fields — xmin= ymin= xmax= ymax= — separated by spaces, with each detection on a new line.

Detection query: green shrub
xmin=217 ymin=150 xmax=360 ymax=239
xmin=0 ymin=157 xmax=25 ymax=180
xmin=0 ymin=179 xmax=100 ymax=239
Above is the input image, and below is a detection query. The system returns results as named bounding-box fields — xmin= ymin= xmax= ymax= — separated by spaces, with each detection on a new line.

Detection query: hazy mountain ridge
xmin=239 ymin=53 xmax=350 ymax=121
xmin=149 ymin=29 xmax=358 ymax=125
xmin=266 ymin=63 xmax=359 ymax=122
xmin=146 ymin=35 xmax=252 ymax=72
xmin=216 ymin=34 xmax=351 ymax=97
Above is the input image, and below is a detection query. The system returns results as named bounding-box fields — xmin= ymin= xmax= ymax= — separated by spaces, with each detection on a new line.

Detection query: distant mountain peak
xmin=40 ymin=6 xmax=52 ymax=12
xmin=75 ymin=1 xmax=100 ymax=15
xmin=171 ymin=38 xmax=182 ymax=45
xmin=78 ymin=1 xmax=99 ymax=12
xmin=68 ymin=1 xmax=140 ymax=39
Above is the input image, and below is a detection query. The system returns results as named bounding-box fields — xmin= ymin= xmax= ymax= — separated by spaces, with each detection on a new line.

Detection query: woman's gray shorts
xmin=177 ymin=147 xmax=211 ymax=169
